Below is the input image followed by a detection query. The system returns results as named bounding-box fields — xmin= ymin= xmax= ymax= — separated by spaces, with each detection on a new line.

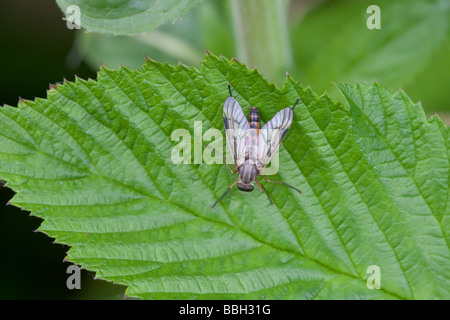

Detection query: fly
xmin=207 ymin=84 xmax=302 ymax=208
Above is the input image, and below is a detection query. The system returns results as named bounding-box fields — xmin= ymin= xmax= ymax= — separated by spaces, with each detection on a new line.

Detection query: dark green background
xmin=0 ymin=0 xmax=448 ymax=299
xmin=0 ymin=0 xmax=124 ymax=299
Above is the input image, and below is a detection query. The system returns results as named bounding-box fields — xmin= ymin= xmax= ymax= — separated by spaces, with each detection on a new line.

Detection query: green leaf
xmin=74 ymin=0 xmax=234 ymax=70
xmin=56 ymin=0 xmax=205 ymax=35
xmin=290 ymin=0 xmax=450 ymax=111
xmin=0 ymin=53 xmax=449 ymax=299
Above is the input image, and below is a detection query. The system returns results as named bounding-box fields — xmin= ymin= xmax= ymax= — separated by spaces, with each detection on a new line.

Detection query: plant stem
xmin=230 ymin=0 xmax=293 ymax=84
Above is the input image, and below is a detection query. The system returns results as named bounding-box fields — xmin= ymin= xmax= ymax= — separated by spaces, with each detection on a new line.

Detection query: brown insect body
xmin=209 ymin=84 xmax=302 ymax=208
xmin=237 ymin=106 xmax=260 ymax=192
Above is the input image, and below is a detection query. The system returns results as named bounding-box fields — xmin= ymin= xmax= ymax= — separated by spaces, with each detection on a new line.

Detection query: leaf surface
xmin=57 ymin=0 xmax=205 ymax=34
xmin=0 ymin=54 xmax=449 ymax=299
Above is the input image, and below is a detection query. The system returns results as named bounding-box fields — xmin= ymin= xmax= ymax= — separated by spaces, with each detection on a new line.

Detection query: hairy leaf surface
xmin=0 ymin=54 xmax=449 ymax=299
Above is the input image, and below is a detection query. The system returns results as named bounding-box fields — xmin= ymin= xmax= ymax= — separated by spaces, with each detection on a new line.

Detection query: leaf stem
xmin=230 ymin=0 xmax=293 ymax=84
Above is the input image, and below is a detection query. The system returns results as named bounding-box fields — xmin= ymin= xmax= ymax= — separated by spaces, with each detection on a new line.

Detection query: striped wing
xmin=223 ymin=96 xmax=250 ymax=167
xmin=257 ymin=107 xmax=294 ymax=170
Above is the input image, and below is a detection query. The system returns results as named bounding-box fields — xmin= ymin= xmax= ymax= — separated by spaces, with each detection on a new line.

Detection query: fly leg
xmin=261 ymin=174 xmax=302 ymax=194
xmin=211 ymin=178 xmax=240 ymax=209
xmin=256 ymin=178 xmax=274 ymax=205
xmin=204 ymin=145 xmax=237 ymax=174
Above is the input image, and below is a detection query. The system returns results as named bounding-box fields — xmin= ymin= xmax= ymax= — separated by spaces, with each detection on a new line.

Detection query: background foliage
xmin=71 ymin=0 xmax=450 ymax=114
xmin=0 ymin=0 xmax=449 ymax=299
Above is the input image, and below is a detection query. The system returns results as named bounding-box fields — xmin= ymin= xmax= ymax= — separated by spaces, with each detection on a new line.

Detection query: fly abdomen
xmin=247 ymin=106 xmax=260 ymax=163
xmin=249 ymin=106 xmax=260 ymax=133
xmin=239 ymin=163 xmax=258 ymax=184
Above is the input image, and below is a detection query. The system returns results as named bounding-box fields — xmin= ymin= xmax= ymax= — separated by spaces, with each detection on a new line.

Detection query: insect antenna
xmin=227 ymin=83 xmax=233 ymax=97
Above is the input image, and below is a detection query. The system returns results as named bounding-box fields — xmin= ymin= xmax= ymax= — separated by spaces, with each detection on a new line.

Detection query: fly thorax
xmin=239 ymin=163 xmax=258 ymax=184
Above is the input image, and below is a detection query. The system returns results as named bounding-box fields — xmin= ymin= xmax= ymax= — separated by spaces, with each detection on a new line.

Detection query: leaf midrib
xmin=5 ymin=60 xmax=409 ymax=300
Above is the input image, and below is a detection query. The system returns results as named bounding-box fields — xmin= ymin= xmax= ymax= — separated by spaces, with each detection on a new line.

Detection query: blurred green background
xmin=0 ymin=0 xmax=124 ymax=299
xmin=0 ymin=0 xmax=449 ymax=299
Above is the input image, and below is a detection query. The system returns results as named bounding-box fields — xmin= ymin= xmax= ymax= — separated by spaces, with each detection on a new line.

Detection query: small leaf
xmin=57 ymin=0 xmax=205 ymax=34
xmin=0 ymin=54 xmax=449 ymax=299
xmin=74 ymin=0 xmax=234 ymax=69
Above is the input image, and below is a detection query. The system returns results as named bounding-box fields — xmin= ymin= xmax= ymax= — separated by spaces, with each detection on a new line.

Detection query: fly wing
xmin=257 ymin=107 xmax=293 ymax=170
xmin=223 ymin=96 xmax=250 ymax=167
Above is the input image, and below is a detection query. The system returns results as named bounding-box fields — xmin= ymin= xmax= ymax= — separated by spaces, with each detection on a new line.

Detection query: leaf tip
xmin=205 ymin=48 xmax=211 ymax=55
xmin=322 ymin=90 xmax=333 ymax=101
xmin=48 ymin=83 xmax=58 ymax=91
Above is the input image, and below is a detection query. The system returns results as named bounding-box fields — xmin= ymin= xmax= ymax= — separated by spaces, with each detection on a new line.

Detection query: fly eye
xmin=237 ymin=183 xmax=254 ymax=192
